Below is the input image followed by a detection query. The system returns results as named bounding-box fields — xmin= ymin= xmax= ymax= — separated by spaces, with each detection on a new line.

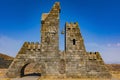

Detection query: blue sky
xmin=0 ymin=0 xmax=120 ymax=63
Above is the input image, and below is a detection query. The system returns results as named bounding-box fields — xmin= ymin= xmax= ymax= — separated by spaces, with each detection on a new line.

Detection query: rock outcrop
xmin=0 ymin=53 xmax=13 ymax=68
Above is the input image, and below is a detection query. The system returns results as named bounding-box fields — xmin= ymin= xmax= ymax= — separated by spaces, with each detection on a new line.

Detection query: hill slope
xmin=106 ymin=64 xmax=120 ymax=71
xmin=0 ymin=53 xmax=14 ymax=68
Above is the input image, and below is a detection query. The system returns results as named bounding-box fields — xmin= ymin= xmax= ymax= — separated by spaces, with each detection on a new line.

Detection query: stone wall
xmin=6 ymin=42 xmax=43 ymax=77
xmin=86 ymin=52 xmax=111 ymax=78
xmin=6 ymin=2 xmax=112 ymax=79
xmin=40 ymin=2 xmax=61 ymax=76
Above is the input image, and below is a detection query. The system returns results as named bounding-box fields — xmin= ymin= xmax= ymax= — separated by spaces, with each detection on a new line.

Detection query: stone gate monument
xmin=6 ymin=2 xmax=112 ymax=79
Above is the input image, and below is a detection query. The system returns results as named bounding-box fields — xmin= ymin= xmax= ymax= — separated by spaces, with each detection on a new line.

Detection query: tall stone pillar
xmin=40 ymin=2 xmax=61 ymax=76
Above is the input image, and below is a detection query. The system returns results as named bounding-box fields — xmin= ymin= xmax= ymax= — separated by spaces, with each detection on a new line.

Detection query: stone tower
xmin=40 ymin=2 xmax=61 ymax=76
xmin=65 ymin=22 xmax=86 ymax=52
xmin=65 ymin=22 xmax=87 ymax=77
xmin=6 ymin=2 xmax=112 ymax=79
xmin=41 ymin=2 xmax=60 ymax=52
xmin=64 ymin=21 xmax=111 ymax=78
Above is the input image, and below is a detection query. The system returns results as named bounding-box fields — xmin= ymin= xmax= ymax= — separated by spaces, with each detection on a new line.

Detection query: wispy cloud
xmin=85 ymin=42 xmax=120 ymax=64
xmin=0 ymin=35 xmax=120 ymax=64
xmin=0 ymin=35 xmax=23 ymax=57
xmin=107 ymin=43 xmax=120 ymax=47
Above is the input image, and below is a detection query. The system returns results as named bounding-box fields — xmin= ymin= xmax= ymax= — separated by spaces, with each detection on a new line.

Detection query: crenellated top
xmin=65 ymin=22 xmax=79 ymax=28
xmin=65 ymin=22 xmax=80 ymax=34
xmin=65 ymin=22 xmax=86 ymax=52
xmin=23 ymin=42 xmax=41 ymax=51
xmin=87 ymin=52 xmax=103 ymax=61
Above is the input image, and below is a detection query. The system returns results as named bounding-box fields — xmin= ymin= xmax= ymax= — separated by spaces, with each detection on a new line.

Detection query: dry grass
xmin=111 ymin=71 xmax=120 ymax=79
xmin=38 ymin=78 xmax=115 ymax=80
xmin=0 ymin=69 xmax=7 ymax=77
xmin=38 ymin=76 xmax=113 ymax=80
xmin=0 ymin=78 xmax=11 ymax=80
xmin=0 ymin=69 xmax=11 ymax=80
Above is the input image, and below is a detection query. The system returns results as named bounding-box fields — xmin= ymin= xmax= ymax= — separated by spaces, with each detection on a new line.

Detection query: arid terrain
xmin=106 ymin=64 xmax=120 ymax=79
xmin=0 ymin=53 xmax=13 ymax=69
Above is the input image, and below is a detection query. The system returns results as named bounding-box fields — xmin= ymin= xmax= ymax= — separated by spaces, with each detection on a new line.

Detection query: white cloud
xmin=0 ymin=35 xmax=120 ymax=64
xmin=85 ymin=42 xmax=120 ymax=64
xmin=0 ymin=35 xmax=23 ymax=57
xmin=116 ymin=43 xmax=120 ymax=47
xmin=107 ymin=43 xmax=120 ymax=47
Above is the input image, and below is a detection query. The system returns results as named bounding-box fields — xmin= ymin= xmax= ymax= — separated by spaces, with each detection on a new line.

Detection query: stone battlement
xmin=17 ymin=42 xmax=41 ymax=54
xmin=23 ymin=42 xmax=41 ymax=51
xmin=66 ymin=22 xmax=79 ymax=27
xmin=87 ymin=52 xmax=103 ymax=60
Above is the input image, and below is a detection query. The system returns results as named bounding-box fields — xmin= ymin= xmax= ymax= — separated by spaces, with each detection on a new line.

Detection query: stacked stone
xmin=6 ymin=2 xmax=112 ymax=79
xmin=64 ymin=22 xmax=87 ymax=78
xmin=41 ymin=2 xmax=60 ymax=52
xmin=25 ymin=42 xmax=41 ymax=52
xmin=40 ymin=2 xmax=61 ymax=76
xmin=85 ymin=52 xmax=112 ymax=78
xmin=64 ymin=22 xmax=111 ymax=78
xmin=6 ymin=42 xmax=42 ymax=77
xmin=65 ymin=22 xmax=86 ymax=52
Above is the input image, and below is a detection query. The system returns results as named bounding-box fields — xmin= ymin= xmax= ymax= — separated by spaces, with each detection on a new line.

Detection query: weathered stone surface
xmin=6 ymin=2 xmax=112 ymax=79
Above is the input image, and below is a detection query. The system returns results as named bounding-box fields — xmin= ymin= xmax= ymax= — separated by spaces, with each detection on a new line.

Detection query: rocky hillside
xmin=106 ymin=64 xmax=120 ymax=71
xmin=0 ymin=53 xmax=14 ymax=68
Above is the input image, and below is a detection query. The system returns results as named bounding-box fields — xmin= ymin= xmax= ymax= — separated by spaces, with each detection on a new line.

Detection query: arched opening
xmin=20 ymin=63 xmax=41 ymax=77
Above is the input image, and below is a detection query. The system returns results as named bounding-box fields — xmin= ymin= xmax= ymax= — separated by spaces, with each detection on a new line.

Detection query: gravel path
xmin=11 ymin=76 xmax=39 ymax=80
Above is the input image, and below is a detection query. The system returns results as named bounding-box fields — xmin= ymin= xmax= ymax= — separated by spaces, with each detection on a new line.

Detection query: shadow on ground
xmin=23 ymin=73 xmax=41 ymax=77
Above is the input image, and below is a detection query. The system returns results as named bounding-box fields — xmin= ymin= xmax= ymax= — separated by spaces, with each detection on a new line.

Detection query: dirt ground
xmin=0 ymin=69 xmax=39 ymax=80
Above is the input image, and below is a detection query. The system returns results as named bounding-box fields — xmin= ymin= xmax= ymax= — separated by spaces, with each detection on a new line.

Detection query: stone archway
xmin=20 ymin=63 xmax=42 ymax=77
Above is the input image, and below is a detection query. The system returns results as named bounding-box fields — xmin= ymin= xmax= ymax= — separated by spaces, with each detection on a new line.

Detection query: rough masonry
xmin=6 ymin=2 xmax=112 ymax=79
